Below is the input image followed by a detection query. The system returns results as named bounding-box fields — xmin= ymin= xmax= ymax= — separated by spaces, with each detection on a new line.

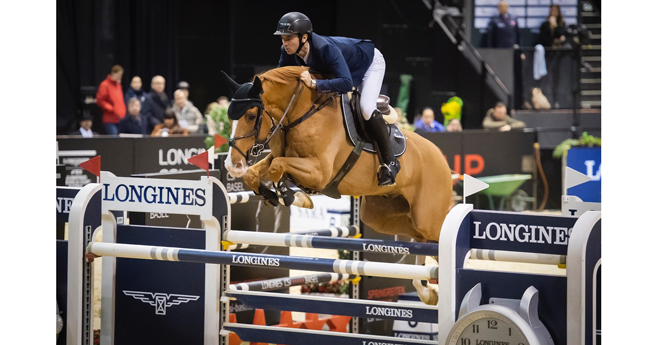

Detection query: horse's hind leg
xmin=360 ymin=195 xmax=438 ymax=306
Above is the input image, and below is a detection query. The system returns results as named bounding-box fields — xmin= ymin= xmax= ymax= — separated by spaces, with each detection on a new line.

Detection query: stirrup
xmin=377 ymin=162 xmax=399 ymax=186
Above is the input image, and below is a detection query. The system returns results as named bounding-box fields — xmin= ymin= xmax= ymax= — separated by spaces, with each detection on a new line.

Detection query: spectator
xmin=414 ymin=107 xmax=445 ymax=133
xmin=217 ymin=96 xmax=229 ymax=109
xmin=95 ymin=64 xmax=126 ymax=136
xmin=151 ymin=109 xmax=188 ymax=137
xmin=445 ymin=119 xmax=463 ymax=132
xmin=205 ymin=102 xmax=220 ymax=115
xmin=124 ymin=76 xmax=146 ymax=106
xmin=141 ymin=75 xmax=169 ymax=133
xmin=172 ymin=89 xmax=203 ymax=133
xmin=486 ymin=1 xmax=521 ymax=49
xmin=118 ymin=98 xmax=148 ymax=135
xmin=483 ymin=102 xmax=525 ymax=131
xmin=177 ymin=81 xmax=191 ymax=101
xmin=69 ymin=114 xmax=98 ymax=137
xmin=539 ymin=5 xmax=567 ymax=48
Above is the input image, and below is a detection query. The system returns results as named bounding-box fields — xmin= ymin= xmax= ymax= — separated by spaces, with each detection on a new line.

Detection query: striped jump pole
xmin=224 ymin=226 xmax=360 ymax=251
xmin=87 ymin=242 xmax=438 ymax=280
xmin=229 ymin=273 xmax=355 ymax=292
xmin=226 ymin=290 xmax=438 ymax=323
xmin=223 ymin=230 xmax=438 ymax=256
xmin=228 ymin=187 xmax=303 ymax=204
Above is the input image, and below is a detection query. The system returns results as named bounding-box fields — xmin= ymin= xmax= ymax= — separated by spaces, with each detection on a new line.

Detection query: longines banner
xmin=56 ymin=136 xmax=208 ymax=184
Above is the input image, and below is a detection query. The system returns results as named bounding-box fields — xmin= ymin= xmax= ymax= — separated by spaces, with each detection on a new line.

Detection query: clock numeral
xmin=472 ymin=324 xmax=479 ymax=333
xmin=460 ymin=338 xmax=471 ymax=345
xmin=509 ymin=328 xmax=512 ymax=336
xmin=488 ymin=320 xmax=498 ymax=329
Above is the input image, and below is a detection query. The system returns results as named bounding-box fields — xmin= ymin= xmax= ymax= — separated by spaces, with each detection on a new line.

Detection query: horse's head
xmin=220 ymin=71 xmax=271 ymax=178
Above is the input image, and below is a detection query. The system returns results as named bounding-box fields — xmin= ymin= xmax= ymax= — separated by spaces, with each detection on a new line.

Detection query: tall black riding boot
xmin=366 ymin=109 xmax=400 ymax=186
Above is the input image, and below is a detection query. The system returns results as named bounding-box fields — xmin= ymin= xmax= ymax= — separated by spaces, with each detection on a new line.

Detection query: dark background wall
xmin=57 ymin=0 xmax=490 ymax=134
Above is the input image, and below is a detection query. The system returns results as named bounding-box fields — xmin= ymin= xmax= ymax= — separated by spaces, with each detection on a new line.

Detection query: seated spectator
xmin=483 ymin=102 xmax=525 ymax=131
xmin=172 ymin=89 xmax=203 ymax=133
xmin=141 ymin=75 xmax=169 ymax=133
xmin=151 ymin=109 xmax=188 ymax=137
xmin=205 ymin=102 xmax=220 ymax=115
xmin=177 ymin=81 xmax=191 ymax=101
xmin=414 ymin=107 xmax=445 ymax=133
xmin=118 ymin=98 xmax=148 ymax=135
xmin=217 ymin=96 xmax=229 ymax=109
xmin=445 ymin=119 xmax=463 ymax=132
xmin=69 ymin=114 xmax=98 ymax=137
xmin=124 ymin=76 xmax=146 ymax=106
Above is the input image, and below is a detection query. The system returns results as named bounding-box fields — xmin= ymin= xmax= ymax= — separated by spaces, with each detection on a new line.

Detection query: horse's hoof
xmin=292 ymin=191 xmax=314 ymax=209
xmin=419 ymin=288 xmax=438 ymax=306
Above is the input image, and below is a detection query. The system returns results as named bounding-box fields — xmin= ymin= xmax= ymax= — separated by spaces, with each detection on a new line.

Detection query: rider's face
xmin=281 ymin=34 xmax=307 ymax=55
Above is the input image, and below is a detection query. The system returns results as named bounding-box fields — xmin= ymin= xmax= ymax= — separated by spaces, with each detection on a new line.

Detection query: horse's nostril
xmin=234 ymin=162 xmax=243 ymax=169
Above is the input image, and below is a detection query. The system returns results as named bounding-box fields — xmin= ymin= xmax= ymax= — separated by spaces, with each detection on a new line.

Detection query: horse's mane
xmin=257 ymin=66 xmax=309 ymax=86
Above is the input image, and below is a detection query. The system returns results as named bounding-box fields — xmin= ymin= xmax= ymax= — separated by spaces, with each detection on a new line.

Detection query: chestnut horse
xmin=222 ymin=66 xmax=453 ymax=305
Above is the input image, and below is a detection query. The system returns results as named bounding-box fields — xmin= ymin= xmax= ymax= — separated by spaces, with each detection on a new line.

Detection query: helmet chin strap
xmin=294 ymin=34 xmax=307 ymax=55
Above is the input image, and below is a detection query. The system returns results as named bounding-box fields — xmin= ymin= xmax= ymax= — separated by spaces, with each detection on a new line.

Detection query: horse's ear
xmin=249 ymin=76 xmax=263 ymax=97
xmin=220 ymin=70 xmax=240 ymax=96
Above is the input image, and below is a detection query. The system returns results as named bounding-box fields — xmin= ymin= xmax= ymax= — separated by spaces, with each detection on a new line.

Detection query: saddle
xmin=341 ymin=92 xmax=407 ymax=157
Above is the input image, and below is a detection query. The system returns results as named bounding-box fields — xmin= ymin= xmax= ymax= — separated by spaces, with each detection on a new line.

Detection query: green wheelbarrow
xmin=476 ymin=174 xmax=533 ymax=211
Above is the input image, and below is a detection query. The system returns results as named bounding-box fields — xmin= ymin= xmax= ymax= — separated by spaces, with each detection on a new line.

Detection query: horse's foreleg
xmin=266 ymin=156 xmax=323 ymax=209
xmin=267 ymin=156 xmax=326 ymax=190
xmin=243 ymin=153 xmax=274 ymax=192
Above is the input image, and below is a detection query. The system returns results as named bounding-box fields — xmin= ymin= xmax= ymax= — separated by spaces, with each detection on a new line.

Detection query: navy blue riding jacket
xmin=486 ymin=13 xmax=521 ymax=48
xmin=278 ymin=32 xmax=375 ymax=93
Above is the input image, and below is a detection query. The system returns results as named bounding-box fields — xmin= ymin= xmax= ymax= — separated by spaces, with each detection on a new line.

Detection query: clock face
xmin=447 ymin=310 xmax=530 ymax=345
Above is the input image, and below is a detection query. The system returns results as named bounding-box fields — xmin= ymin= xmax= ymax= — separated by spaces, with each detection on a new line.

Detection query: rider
xmin=274 ymin=12 xmax=399 ymax=186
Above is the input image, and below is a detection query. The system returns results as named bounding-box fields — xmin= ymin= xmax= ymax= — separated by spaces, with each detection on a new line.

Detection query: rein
xmin=229 ymin=79 xmax=339 ymax=165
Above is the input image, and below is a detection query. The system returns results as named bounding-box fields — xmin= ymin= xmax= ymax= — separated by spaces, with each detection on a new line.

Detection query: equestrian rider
xmin=274 ymin=12 xmax=399 ymax=187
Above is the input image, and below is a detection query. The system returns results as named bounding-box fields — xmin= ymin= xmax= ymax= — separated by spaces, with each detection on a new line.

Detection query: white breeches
xmin=359 ymin=48 xmax=386 ymax=120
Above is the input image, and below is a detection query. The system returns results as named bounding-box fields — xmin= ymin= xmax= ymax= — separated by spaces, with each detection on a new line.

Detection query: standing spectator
xmin=486 ymin=1 xmax=521 ymax=49
xmin=151 ymin=109 xmax=188 ymax=137
xmin=124 ymin=76 xmax=146 ymax=107
xmin=483 ymin=102 xmax=525 ymax=131
xmin=95 ymin=64 xmax=126 ymax=136
xmin=172 ymin=89 xmax=203 ymax=133
xmin=414 ymin=107 xmax=445 ymax=133
xmin=68 ymin=114 xmax=98 ymax=137
xmin=539 ymin=5 xmax=567 ymax=48
xmin=118 ymin=98 xmax=148 ymax=135
xmin=141 ymin=75 xmax=169 ymax=133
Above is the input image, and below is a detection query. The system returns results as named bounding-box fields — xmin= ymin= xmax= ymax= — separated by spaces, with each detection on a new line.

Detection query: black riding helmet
xmin=273 ymin=12 xmax=313 ymax=54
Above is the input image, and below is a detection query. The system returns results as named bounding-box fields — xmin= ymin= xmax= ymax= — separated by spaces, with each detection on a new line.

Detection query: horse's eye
xmin=247 ymin=114 xmax=257 ymax=121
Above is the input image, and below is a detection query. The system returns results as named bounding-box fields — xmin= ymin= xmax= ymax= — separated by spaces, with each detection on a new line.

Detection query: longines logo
xmin=123 ymin=290 xmax=200 ymax=315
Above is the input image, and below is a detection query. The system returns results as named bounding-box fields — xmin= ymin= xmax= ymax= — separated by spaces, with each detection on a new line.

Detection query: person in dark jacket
xmin=141 ymin=75 xmax=170 ymax=133
xmin=124 ymin=76 xmax=146 ymax=107
xmin=538 ymin=4 xmax=567 ymax=48
xmin=486 ymin=1 xmax=521 ymax=48
xmin=118 ymin=98 xmax=148 ymax=135
xmin=274 ymin=12 xmax=398 ymax=186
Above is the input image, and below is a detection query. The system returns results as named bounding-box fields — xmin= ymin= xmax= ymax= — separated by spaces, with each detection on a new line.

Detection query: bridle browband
xmin=228 ymin=79 xmax=339 ymax=166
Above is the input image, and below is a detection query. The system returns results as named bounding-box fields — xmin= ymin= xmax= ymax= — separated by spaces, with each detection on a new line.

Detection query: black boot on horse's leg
xmin=366 ymin=109 xmax=400 ymax=186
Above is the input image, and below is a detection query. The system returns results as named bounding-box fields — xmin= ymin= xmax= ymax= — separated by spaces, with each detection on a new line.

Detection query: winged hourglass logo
xmin=123 ymin=290 xmax=200 ymax=315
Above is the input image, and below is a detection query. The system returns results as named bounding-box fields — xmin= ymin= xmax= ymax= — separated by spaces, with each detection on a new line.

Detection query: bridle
xmin=228 ymin=79 xmax=338 ymax=166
